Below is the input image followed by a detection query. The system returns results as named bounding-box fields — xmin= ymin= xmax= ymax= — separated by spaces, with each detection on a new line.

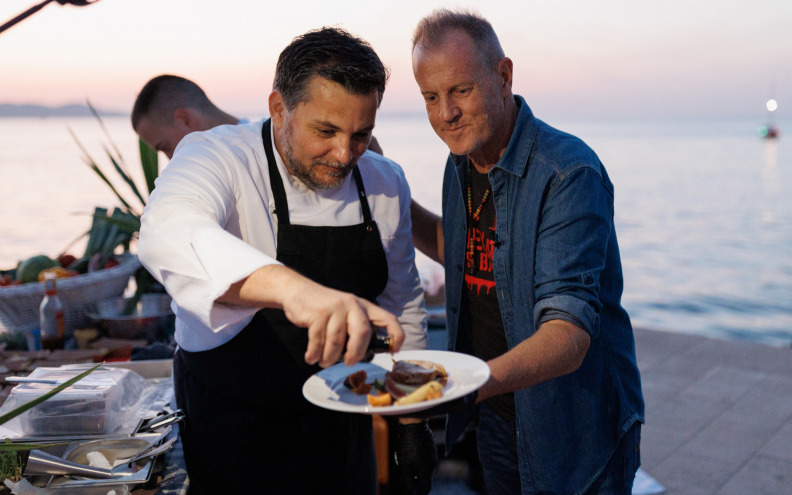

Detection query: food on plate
xmin=343 ymin=359 xmax=448 ymax=407
xmin=393 ymin=381 xmax=443 ymax=406
xmin=343 ymin=369 xmax=372 ymax=395
xmin=366 ymin=391 xmax=392 ymax=407
xmin=387 ymin=359 xmax=448 ymax=386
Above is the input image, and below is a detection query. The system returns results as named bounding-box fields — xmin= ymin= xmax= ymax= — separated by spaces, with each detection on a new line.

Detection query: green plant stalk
xmin=0 ymin=447 xmax=22 ymax=482
xmin=139 ymin=139 xmax=159 ymax=195
xmin=80 ymin=208 xmax=138 ymax=263
xmin=83 ymin=207 xmax=109 ymax=258
xmin=67 ymin=102 xmax=163 ymax=318
xmin=66 ymin=101 xmax=161 ymax=262
xmin=69 ymin=128 xmax=139 ymax=216
xmin=107 ymin=149 xmax=147 ymax=208
xmin=86 ymin=100 xmax=126 ymax=164
xmin=98 ymin=215 xmax=140 ymax=233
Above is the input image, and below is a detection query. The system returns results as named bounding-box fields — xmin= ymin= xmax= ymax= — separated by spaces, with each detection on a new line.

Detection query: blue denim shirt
xmin=443 ymin=96 xmax=644 ymax=494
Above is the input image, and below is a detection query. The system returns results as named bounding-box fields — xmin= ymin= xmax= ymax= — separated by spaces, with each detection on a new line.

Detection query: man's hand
xmin=281 ymin=275 xmax=404 ymax=367
xmin=219 ymin=264 xmax=404 ymax=368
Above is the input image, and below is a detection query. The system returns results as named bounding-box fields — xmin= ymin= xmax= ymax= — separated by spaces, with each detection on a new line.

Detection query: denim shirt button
xmin=457 ymin=264 xmax=463 ymax=272
xmin=451 ymin=307 xmax=458 ymax=314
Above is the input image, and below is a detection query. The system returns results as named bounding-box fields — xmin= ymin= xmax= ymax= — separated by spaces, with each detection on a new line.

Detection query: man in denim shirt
xmin=410 ymin=9 xmax=645 ymax=495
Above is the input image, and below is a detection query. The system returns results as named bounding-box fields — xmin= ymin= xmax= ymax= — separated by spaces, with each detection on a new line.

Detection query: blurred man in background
xmin=131 ymin=74 xmax=241 ymax=159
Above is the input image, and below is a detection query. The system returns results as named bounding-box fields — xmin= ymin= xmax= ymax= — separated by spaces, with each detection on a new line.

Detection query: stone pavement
xmin=636 ymin=328 xmax=792 ymax=495
xmin=430 ymin=327 xmax=792 ymax=494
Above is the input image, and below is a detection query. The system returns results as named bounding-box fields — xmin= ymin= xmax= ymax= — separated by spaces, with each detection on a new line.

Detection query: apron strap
xmin=352 ymin=166 xmax=374 ymax=224
xmin=261 ymin=119 xmax=291 ymax=225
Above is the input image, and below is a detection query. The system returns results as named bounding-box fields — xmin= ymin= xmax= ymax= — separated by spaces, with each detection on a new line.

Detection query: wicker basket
xmin=0 ymin=254 xmax=141 ymax=333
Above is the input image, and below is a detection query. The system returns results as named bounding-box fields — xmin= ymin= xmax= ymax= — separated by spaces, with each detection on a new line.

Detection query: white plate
xmin=302 ymin=350 xmax=490 ymax=416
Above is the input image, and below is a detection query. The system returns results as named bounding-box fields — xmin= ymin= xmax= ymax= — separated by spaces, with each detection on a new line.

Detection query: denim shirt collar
xmin=449 ymin=95 xmax=538 ymax=178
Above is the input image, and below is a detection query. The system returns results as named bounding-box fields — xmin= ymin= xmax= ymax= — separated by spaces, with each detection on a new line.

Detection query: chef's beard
xmin=282 ymin=125 xmax=355 ymax=191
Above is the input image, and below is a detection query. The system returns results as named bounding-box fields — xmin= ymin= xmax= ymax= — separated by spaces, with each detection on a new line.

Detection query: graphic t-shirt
xmin=463 ymin=165 xmax=515 ymax=422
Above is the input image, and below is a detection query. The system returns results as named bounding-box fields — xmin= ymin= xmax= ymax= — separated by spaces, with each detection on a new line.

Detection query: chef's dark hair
xmin=274 ymin=27 xmax=389 ymax=110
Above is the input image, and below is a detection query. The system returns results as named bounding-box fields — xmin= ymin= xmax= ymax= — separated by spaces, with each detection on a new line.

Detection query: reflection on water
xmin=563 ymin=118 xmax=792 ymax=347
xmin=2 ymin=115 xmax=791 ymax=347
xmin=0 ymin=117 xmax=133 ymax=267
xmin=764 ymin=139 xmax=778 ymax=169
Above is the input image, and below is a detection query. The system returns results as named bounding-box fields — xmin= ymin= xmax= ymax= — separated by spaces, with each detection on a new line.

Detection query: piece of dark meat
xmin=343 ymin=369 xmax=372 ymax=395
xmin=386 ymin=360 xmax=439 ymax=386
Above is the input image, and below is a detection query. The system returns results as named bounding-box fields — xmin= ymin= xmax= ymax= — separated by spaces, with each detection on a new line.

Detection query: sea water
xmin=1 ymin=114 xmax=791 ymax=346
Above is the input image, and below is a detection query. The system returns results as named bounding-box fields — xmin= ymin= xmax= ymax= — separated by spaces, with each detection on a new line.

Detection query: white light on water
xmin=766 ymin=99 xmax=778 ymax=112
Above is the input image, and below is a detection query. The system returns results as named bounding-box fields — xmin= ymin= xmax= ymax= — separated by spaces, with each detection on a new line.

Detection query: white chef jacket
xmin=138 ymin=120 xmax=427 ymax=353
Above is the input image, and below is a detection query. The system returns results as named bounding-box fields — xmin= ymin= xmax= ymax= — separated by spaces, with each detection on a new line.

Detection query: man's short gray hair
xmin=412 ymin=9 xmax=505 ymax=68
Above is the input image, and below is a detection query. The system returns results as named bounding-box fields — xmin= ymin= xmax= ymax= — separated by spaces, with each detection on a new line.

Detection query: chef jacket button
xmin=366 ymin=224 xmax=373 ymax=232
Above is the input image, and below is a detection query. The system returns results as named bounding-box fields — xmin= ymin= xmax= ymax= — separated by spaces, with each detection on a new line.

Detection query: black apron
xmin=173 ymin=119 xmax=389 ymax=495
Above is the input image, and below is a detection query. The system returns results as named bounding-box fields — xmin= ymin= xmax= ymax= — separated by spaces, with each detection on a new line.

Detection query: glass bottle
xmin=40 ymin=272 xmax=65 ymax=350
xmin=341 ymin=330 xmax=393 ymax=363
xmin=362 ymin=331 xmax=393 ymax=362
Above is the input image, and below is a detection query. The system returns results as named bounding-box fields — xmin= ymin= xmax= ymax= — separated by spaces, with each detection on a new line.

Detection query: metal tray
xmin=23 ymin=430 xmax=169 ymax=492
xmin=9 ymin=409 xmax=182 ymax=444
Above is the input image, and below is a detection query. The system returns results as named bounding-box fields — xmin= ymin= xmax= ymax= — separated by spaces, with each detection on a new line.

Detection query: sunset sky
xmin=1 ymin=0 xmax=790 ymax=121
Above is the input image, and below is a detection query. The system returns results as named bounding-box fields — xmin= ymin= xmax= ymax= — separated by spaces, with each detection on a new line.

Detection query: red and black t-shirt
xmin=463 ymin=165 xmax=515 ymax=422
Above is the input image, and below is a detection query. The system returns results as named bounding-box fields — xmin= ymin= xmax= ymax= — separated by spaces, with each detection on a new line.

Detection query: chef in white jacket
xmin=138 ymin=27 xmax=428 ymax=494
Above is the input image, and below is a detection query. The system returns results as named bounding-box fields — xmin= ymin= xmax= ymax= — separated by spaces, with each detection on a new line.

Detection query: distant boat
xmin=764 ymin=126 xmax=780 ymax=139
xmin=758 ymin=98 xmax=780 ymax=139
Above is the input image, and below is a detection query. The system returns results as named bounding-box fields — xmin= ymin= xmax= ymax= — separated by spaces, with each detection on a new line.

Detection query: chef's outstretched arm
xmin=217 ymin=264 xmax=405 ymax=367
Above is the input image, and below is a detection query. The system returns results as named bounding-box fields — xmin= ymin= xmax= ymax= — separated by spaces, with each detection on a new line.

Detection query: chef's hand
xmin=219 ymin=264 xmax=404 ymax=367
xmin=391 ymin=419 xmax=437 ymax=495
xmin=278 ymin=270 xmax=404 ymax=367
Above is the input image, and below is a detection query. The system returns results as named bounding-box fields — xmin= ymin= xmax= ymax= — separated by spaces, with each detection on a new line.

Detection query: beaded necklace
xmin=466 ymin=165 xmax=491 ymax=274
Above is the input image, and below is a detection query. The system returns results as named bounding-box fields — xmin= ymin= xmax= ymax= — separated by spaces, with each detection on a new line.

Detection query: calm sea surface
xmin=1 ymin=114 xmax=791 ymax=347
